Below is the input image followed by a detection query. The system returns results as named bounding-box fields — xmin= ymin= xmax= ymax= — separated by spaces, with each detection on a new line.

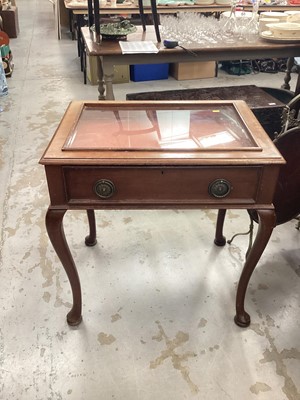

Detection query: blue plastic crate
xmin=130 ymin=63 xmax=169 ymax=82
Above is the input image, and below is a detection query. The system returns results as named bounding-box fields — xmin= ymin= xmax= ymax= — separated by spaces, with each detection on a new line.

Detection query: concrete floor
xmin=1 ymin=1 xmax=300 ymax=399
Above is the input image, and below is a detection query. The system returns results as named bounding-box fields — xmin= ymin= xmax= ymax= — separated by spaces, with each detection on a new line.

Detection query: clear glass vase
xmin=245 ymin=0 xmax=259 ymax=42
xmin=223 ymin=0 xmax=238 ymax=42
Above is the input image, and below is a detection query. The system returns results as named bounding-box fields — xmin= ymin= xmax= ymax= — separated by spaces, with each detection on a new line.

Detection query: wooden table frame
xmin=68 ymin=3 xmax=299 ymax=40
xmin=81 ymin=26 xmax=300 ymax=100
xmin=40 ymin=100 xmax=285 ymax=328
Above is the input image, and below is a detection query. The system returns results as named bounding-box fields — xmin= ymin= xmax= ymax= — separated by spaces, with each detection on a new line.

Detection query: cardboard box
xmin=170 ymin=61 xmax=217 ymax=81
xmin=87 ymin=55 xmax=129 ymax=85
xmin=130 ymin=63 xmax=169 ymax=82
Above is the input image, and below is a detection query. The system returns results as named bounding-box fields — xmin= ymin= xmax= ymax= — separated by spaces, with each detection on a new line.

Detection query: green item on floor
xmin=221 ymin=60 xmax=252 ymax=76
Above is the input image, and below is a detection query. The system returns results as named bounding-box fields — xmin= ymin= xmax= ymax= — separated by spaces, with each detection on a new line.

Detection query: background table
xmin=81 ymin=25 xmax=300 ymax=100
xmin=66 ymin=2 xmax=300 ymax=49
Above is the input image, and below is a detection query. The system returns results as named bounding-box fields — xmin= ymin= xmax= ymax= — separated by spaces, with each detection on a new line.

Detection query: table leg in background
xmin=101 ymin=59 xmax=115 ymax=100
xmin=214 ymin=209 xmax=227 ymax=246
xmin=85 ymin=209 xmax=97 ymax=246
xmin=282 ymin=57 xmax=295 ymax=91
xmin=97 ymin=56 xmax=106 ymax=100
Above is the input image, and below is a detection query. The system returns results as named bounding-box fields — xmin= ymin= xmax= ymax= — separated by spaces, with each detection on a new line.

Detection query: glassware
xmin=160 ymin=13 xmax=226 ymax=47
xmin=223 ymin=0 xmax=238 ymax=42
xmin=245 ymin=0 xmax=259 ymax=42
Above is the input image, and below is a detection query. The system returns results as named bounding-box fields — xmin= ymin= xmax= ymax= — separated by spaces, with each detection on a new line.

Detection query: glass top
xmin=63 ymin=105 xmax=257 ymax=151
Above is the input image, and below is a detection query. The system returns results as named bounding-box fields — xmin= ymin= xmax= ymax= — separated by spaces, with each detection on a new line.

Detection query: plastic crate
xmin=130 ymin=63 xmax=169 ymax=82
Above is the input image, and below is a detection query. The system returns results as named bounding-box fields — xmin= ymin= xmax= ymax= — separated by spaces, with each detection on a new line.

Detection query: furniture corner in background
xmin=0 ymin=5 xmax=19 ymax=38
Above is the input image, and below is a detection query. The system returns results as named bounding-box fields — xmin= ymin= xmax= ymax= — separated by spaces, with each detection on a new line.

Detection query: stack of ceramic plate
xmin=260 ymin=21 xmax=300 ymax=42
xmin=260 ymin=11 xmax=287 ymax=21
xmin=194 ymin=0 xmax=215 ymax=4
xmin=259 ymin=17 xmax=280 ymax=33
xmin=215 ymin=0 xmax=231 ymax=5
xmin=285 ymin=10 xmax=300 ymax=23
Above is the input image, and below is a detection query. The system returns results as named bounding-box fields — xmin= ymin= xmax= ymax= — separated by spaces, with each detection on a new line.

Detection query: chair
xmin=279 ymin=93 xmax=300 ymax=134
xmin=256 ymin=126 xmax=300 ymax=225
xmin=214 ymin=125 xmax=300 ymax=326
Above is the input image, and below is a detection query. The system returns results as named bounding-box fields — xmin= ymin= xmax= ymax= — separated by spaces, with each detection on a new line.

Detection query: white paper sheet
xmin=119 ymin=41 xmax=159 ymax=54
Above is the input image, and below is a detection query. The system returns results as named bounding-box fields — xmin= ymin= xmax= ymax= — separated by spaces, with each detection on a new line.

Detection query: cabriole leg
xmin=45 ymin=208 xmax=82 ymax=326
xmin=234 ymin=209 xmax=276 ymax=327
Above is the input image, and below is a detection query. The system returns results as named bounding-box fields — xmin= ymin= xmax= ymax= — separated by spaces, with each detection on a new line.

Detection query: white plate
xmin=195 ymin=0 xmax=215 ymax=6
xmin=285 ymin=10 xmax=300 ymax=15
xmin=260 ymin=11 xmax=287 ymax=20
xmin=266 ymin=21 xmax=300 ymax=38
xmin=195 ymin=0 xmax=215 ymax=4
xmin=260 ymin=30 xmax=300 ymax=42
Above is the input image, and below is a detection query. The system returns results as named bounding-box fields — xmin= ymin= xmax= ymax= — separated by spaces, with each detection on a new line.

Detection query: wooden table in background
xmin=81 ymin=26 xmax=300 ymax=100
xmin=64 ymin=1 xmax=300 ymax=40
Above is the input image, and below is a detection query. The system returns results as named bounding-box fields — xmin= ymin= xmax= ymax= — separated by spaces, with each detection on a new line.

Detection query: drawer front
xmin=62 ymin=166 xmax=263 ymax=206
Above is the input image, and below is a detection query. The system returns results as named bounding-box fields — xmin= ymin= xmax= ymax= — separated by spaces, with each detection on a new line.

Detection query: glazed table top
xmin=41 ymin=100 xmax=283 ymax=165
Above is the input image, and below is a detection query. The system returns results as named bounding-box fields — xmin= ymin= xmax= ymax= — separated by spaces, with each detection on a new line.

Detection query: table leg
xmin=85 ymin=210 xmax=97 ymax=246
xmin=214 ymin=209 xmax=227 ymax=246
xmin=150 ymin=0 xmax=161 ymax=42
xmin=97 ymin=56 xmax=106 ymax=100
xmin=78 ymin=17 xmax=86 ymax=74
xmin=69 ymin=10 xmax=75 ymax=40
xmin=294 ymin=69 xmax=300 ymax=97
xmin=234 ymin=209 xmax=276 ymax=328
xmin=101 ymin=60 xmax=115 ymax=100
xmin=45 ymin=208 xmax=82 ymax=326
xmin=281 ymin=57 xmax=295 ymax=92
xmin=138 ymin=0 xmax=146 ymax=31
xmin=87 ymin=0 xmax=94 ymax=27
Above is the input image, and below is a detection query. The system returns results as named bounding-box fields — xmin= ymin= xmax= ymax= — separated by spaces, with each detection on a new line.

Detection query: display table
xmin=81 ymin=26 xmax=300 ymax=100
xmin=40 ymin=100 xmax=284 ymax=327
xmin=69 ymin=3 xmax=230 ymax=42
xmin=65 ymin=1 xmax=300 ymax=17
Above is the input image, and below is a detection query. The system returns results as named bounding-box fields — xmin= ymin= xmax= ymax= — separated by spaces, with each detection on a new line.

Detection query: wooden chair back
xmin=249 ymin=126 xmax=300 ymax=225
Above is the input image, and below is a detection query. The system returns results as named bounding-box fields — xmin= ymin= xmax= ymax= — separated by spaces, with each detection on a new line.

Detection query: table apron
xmin=101 ymin=49 xmax=300 ymax=66
xmin=44 ymin=164 xmax=280 ymax=208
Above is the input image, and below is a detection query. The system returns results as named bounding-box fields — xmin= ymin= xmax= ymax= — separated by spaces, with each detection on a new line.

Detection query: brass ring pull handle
xmin=208 ymin=179 xmax=232 ymax=198
xmin=94 ymin=179 xmax=116 ymax=199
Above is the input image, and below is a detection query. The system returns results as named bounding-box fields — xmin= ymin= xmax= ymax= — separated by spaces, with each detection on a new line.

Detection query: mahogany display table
xmin=40 ymin=100 xmax=284 ymax=327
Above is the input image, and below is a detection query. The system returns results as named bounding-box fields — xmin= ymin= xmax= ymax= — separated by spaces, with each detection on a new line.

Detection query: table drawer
xmin=62 ymin=166 xmax=262 ymax=206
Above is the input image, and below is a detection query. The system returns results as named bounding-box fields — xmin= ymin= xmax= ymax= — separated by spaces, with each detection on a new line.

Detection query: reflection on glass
xmin=155 ymin=110 xmax=198 ymax=149
xmin=64 ymin=105 xmax=257 ymax=151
